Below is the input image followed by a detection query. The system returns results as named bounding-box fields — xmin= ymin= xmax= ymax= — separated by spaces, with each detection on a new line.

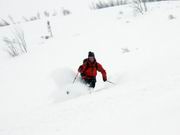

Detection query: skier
xmin=78 ymin=51 xmax=107 ymax=88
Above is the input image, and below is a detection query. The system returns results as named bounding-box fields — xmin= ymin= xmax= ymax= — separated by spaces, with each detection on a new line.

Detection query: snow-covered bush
xmin=132 ymin=0 xmax=147 ymax=15
xmin=91 ymin=0 xmax=127 ymax=9
xmin=3 ymin=27 xmax=27 ymax=57
xmin=91 ymin=0 xmax=168 ymax=11
xmin=131 ymin=0 xmax=171 ymax=15
xmin=8 ymin=15 xmax=16 ymax=24
xmin=0 ymin=18 xmax=10 ymax=27
xmin=3 ymin=37 xmax=19 ymax=57
xmin=63 ymin=9 xmax=71 ymax=16
xmin=44 ymin=11 xmax=50 ymax=17
xmin=168 ymin=14 xmax=176 ymax=20
xmin=22 ymin=12 xmax=41 ymax=22
xmin=121 ymin=48 xmax=130 ymax=53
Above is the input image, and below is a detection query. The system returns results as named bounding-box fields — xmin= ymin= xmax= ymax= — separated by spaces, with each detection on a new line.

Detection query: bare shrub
xmin=3 ymin=37 xmax=19 ymax=57
xmin=3 ymin=27 xmax=27 ymax=57
xmin=121 ymin=48 xmax=130 ymax=53
xmin=132 ymin=0 xmax=147 ymax=15
xmin=44 ymin=11 xmax=50 ymax=17
xmin=0 ymin=18 xmax=10 ymax=27
xmin=22 ymin=13 xmax=41 ymax=22
xmin=29 ymin=16 xmax=39 ymax=21
xmin=8 ymin=15 xmax=16 ymax=24
xmin=91 ymin=0 xmax=127 ymax=9
xmin=62 ymin=9 xmax=71 ymax=16
xmin=22 ymin=16 xmax=29 ymax=22
xmin=168 ymin=14 xmax=175 ymax=20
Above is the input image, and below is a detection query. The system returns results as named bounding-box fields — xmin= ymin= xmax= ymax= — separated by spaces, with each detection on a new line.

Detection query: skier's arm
xmin=97 ymin=63 xmax=107 ymax=81
xmin=78 ymin=59 xmax=88 ymax=73
xmin=78 ymin=64 xmax=86 ymax=73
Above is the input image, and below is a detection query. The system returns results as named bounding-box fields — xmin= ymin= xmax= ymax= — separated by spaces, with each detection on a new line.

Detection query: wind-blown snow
xmin=0 ymin=1 xmax=180 ymax=135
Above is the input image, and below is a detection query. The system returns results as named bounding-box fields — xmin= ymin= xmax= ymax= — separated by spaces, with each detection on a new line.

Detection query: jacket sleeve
xmin=97 ymin=63 xmax=107 ymax=80
xmin=78 ymin=65 xmax=85 ymax=73
xmin=78 ymin=59 xmax=88 ymax=73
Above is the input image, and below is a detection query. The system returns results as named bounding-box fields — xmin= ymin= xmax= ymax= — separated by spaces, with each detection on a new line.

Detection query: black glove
xmin=103 ymin=77 xmax=107 ymax=82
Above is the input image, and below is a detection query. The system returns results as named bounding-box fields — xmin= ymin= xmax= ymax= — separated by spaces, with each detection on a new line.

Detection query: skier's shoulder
xmin=96 ymin=61 xmax=102 ymax=66
xmin=83 ymin=58 xmax=88 ymax=64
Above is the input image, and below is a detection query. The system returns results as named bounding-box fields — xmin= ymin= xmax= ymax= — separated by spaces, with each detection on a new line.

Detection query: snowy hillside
xmin=0 ymin=1 xmax=180 ymax=135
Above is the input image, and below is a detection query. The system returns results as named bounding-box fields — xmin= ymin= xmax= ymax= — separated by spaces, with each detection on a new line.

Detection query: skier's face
xmin=88 ymin=56 xmax=95 ymax=63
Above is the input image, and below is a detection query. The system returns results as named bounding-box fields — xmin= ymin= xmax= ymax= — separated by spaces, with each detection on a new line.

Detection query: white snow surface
xmin=0 ymin=1 xmax=180 ymax=135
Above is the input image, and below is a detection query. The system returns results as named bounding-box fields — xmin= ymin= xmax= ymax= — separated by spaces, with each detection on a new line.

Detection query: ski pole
xmin=67 ymin=72 xmax=79 ymax=95
xmin=106 ymin=80 xmax=116 ymax=85
xmin=73 ymin=72 xmax=79 ymax=83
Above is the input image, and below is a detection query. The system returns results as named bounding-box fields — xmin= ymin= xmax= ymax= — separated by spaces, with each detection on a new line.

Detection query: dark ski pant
xmin=81 ymin=74 xmax=96 ymax=88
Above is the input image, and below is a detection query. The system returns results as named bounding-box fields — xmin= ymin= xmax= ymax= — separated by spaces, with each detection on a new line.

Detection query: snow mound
xmin=51 ymin=68 xmax=90 ymax=102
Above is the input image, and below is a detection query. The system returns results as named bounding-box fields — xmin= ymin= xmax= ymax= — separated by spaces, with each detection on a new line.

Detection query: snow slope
xmin=0 ymin=1 xmax=180 ymax=135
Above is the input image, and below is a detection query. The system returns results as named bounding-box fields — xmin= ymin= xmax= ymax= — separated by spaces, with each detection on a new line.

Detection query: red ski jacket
xmin=78 ymin=58 xmax=107 ymax=81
